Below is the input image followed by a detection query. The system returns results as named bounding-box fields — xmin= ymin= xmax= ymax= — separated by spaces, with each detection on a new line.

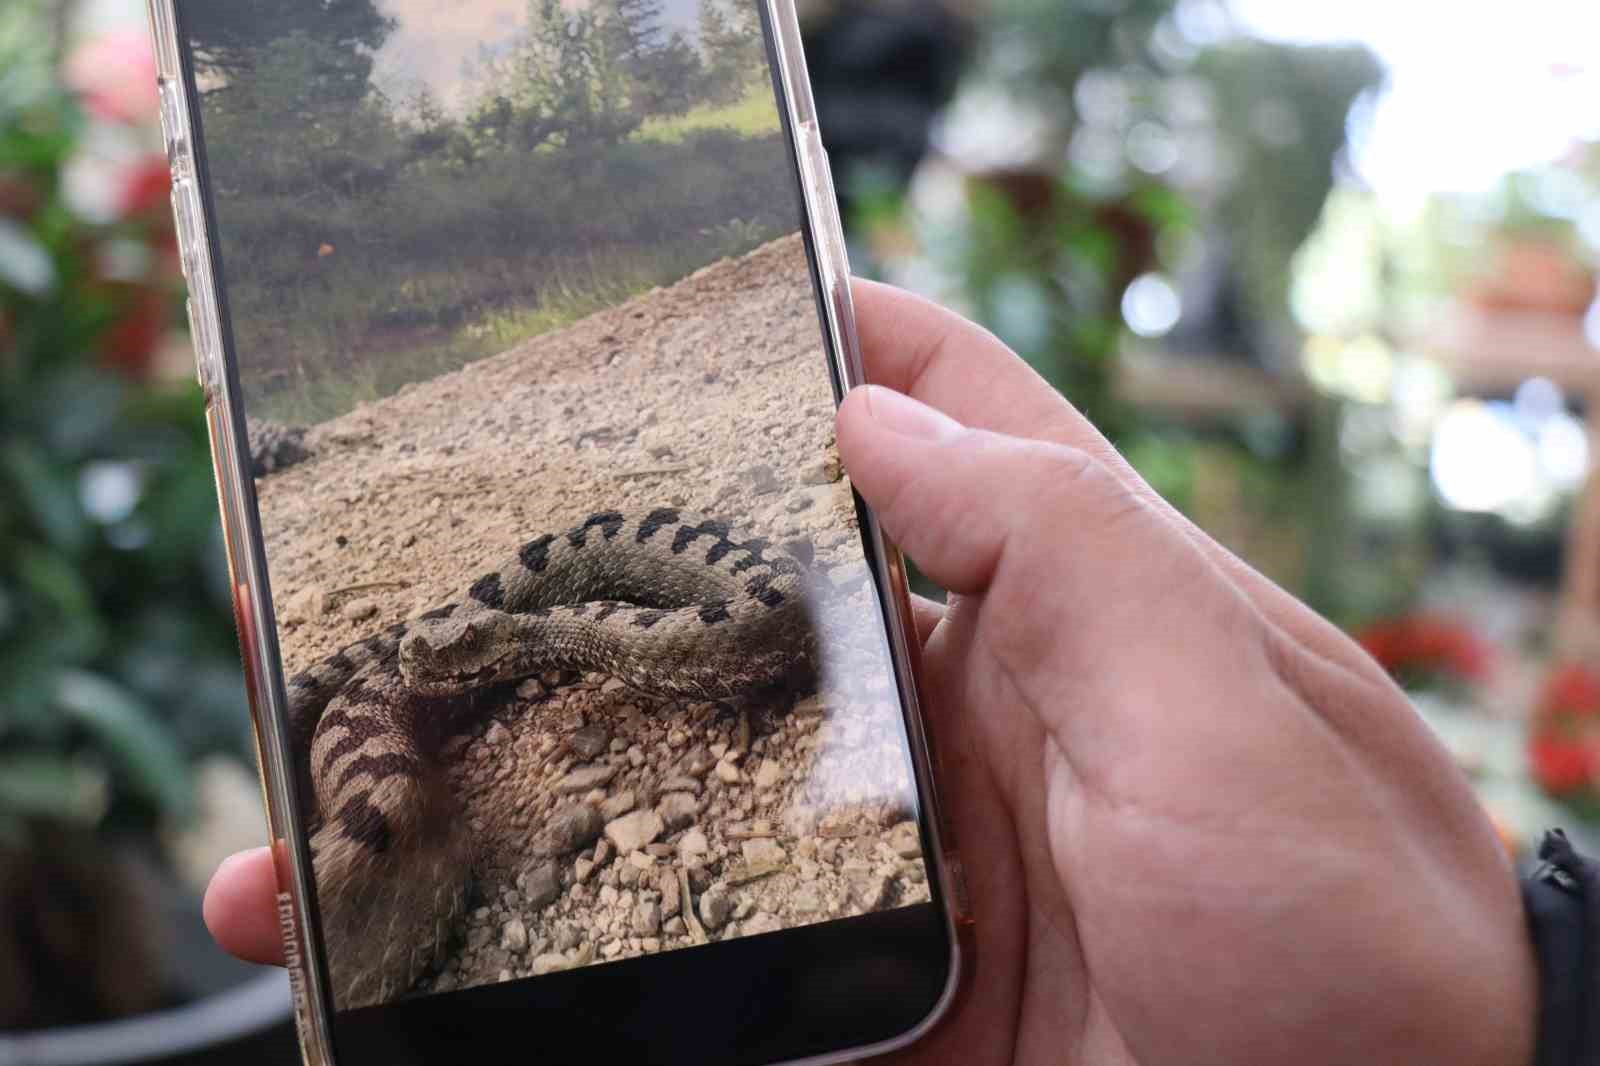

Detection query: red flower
xmin=1528 ymin=662 xmax=1600 ymax=800
xmin=1530 ymin=734 xmax=1596 ymax=796
xmin=117 ymin=157 xmax=171 ymax=219
xmin=98 ymin=287 xmax=168 ymax=379
xmin=1353 ymin=613 xmax=1494 ymax=685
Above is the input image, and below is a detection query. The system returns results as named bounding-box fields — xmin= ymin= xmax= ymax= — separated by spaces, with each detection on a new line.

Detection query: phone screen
xmin=172 ymin=0 xmax=950 ymax=1046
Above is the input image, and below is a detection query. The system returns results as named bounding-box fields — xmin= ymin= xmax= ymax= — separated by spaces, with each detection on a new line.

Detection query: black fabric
xmin=1524 ymin=829 xmax=1600 ymax=1066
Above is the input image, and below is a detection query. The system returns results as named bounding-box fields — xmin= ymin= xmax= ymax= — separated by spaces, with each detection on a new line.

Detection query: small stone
xmin=633 ymin=900 xmax=661 ymax=936
xmin=627 ymin=850 xmax=656 ymax=870
xmin=516 ymin=678 xmax=545 ymax=700
xmin=556 ymin=764 xmax=618 ymax=795
xmin=583 ymin=788 xmax=607 ymax=807
xmin=660 ymin=774 xmax=701 ymax=795
xmin=341 ymin=598 xmax=378 ymax=622
xmin=667 ymin=728 xmax=688 ymax=749
xmin=742 ymin=838 xmax=787 ymax=866
xmin=681 ymin=747 xmax=716 ymax=777
xmin=660 ymin=871 xmax=681 ymax=918
xmin=467 ymin=925 xmax=492 ymax=951
xmin=501 ymin=918 xmax=529 ymax=953
xmin=656 ymin=792 xmax=699 ymax=832
xmin=801 ymin=455 xmax=842 ymax=486
xmin=593 ymin=839 xmax=613 ymax=866
xmin=850 ymin=873 xmax=892 ymax=912
xmin=523 ymin=863 xmax=559 ymax=909
xmin=574 ymin=858 xmax=595 ymax=884
xmin=567 ymin=724 xmax=609 ymax=759
xmin=643 ymin=937 xmax=661 ymax=952
xmin=889 ymin=821 xmax=922 ymax=859
xmin=699 ymin=886 xmax=734 ymax=930
xmin=627 ymin=744 xmax=646 ymax=768
xmin=794 ymin=695 xmax=826 ymax=720
xmin=554 ymin=922 xmax=583 ymax=952
xmin=602 ymin=940 xmax=624 ymax=958
xmin=791 ymin=888 xmax=822 ymax=914
xmin=600 ymin=791 xmax=637 ymax=821
xmin=678 ymin=829 xmax=710 ymax=857
xmin=746 ymin=464 xmax=783 ymax=495
xmin=537 ymin=804 xmax=604 ymax=856
xmin=532 ymin=953 xmax=573 ymax=976
xmin=742 ymin=912 xmax=780 ymax=936
xmin=753 ymin=760 xmax=783 ymax=790
xmin=714 ymin=760 xmax=740 ymax=785
xmin=664 ymin=916 xmax=686 ymax=936
xmin=710 ymin=742 xmax=729 ymax=760
xmin=601 ymin=678 xmax=627 ymax=694
xmin=282 ymin=585 xmax=327 ymax=624
xmin=605 ymin=810 xmax=665 ymax=854
xmin=498 ymin=968 xmax=512 ymax=983
xmin=599 ymin=885 xmax=619 ymax=907
xmin=485 ymin=721 xmax=511 ymax=747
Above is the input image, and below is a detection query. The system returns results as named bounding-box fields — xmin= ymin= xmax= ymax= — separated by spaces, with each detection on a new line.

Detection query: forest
xmin=182 ymin=0 xmax=798 ymax=422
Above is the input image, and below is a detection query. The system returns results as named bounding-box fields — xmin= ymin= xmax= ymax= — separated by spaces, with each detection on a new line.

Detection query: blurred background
xmin=4 ymin=0 xmax=1599 ymax=1060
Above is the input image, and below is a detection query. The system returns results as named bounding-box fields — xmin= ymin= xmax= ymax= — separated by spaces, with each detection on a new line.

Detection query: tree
xmin=181 ymin=0 xmax=394 ymax=102
xmin=696 ymin=0 xmax=765 ymax=105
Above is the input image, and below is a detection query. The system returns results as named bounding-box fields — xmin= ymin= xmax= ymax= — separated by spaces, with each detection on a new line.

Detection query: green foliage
xmin=0 ymin=41 xmax=250 ymax=852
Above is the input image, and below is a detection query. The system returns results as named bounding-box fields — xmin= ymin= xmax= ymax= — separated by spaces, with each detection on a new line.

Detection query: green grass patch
xmin=635 ymin=88 xmax=780 ymax=143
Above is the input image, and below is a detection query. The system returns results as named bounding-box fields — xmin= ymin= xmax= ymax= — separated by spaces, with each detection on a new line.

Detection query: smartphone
xmin=144 ymin=1 xmax=968 ymax=1062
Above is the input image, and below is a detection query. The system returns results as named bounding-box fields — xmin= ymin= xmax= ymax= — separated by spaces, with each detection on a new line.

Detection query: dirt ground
xmin=250 ymin=233 xmax=934 ymax=997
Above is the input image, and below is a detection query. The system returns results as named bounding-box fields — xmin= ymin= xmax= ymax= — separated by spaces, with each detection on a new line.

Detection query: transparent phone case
xmin=142 ymin=0 xmax=971 ymax=1061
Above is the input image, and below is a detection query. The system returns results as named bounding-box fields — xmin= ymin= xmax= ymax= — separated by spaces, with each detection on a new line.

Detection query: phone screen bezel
xmin=165 ymin=0 xmax=963 ymax=1062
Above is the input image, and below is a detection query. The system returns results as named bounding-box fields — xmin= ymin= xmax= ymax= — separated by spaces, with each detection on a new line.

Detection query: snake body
xmin=284 ymin=509 xmax=825 ymax=1010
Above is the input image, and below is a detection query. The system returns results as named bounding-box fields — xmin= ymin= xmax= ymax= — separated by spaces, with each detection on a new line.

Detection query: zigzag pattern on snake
xmin=283 ymin=508 xmax=834 ymax=1010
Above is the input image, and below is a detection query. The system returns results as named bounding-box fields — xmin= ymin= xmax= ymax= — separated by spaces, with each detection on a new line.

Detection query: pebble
xmin=664 ymin=916 xmax=686 ymax=937
xmin=742 ymin=839 xmax=786 ymax=866
xmin=753 ymin=759 xmax=784 ymax=790
xmin=600 ymin=791 xmax=637 ymax=821
xmin=660 ymin=774 xmax=701 ymax=795
xmin=516 ymin=678 xmax=545 ymax=700
xmin=554 ymin=923 xmax=582 ymax=952
xmin=485 ymin=721 xmax=511 ymax=747
xmin=699 ymin=886 xmax=734 ymax=930
xmin=714 ymin=760 xmax=741 ymax=784
xmin=791 ymin=888 xmax=822 ymax=914
xmin=574 ymin=858 xmax=595 ymax=884
xmin=678 ymin=829 xmax=710 ymax=857
xmin=605 ymin=810 xmax=665 ymax=854
xmin=532 ymin=953 xmax=572 ymax=976
xmin=850 ymin=873 xmax=891 ymax=912
xmin=341 ymin=598 xmax=378 ymax=622
xmin=556 ymin=764 xmax=618 ymax=795
xmin=681 ymin=747 xmax=715 ymax=777
xmin=656 ymin=792 xmax=699 ymax=832
xmin=282 ymin=585 xmax=327 ymax=624
xmin=501 ymin=918 xmax=529 ymax=953
xmin=538 ymin=804 xmax=604 ymax=855
xmin=627 ymin=850 xmax=656 ymax=870
xmin=627 ymin=744 xmax=646 ymax=768
xmin=522 ymin=863 xmax=560 ymax=909
xmin=660 ymin=871 xmax=681 ymax=918
xmin=889 ymin=821 xmax=922 ymax=859
xmin=633 ymin=900 xmax=661 ymax=936
xmin=667 ymin=728 xmax=688 ymax=748
xmin=567 ymin=725 xmax=609 ymax=759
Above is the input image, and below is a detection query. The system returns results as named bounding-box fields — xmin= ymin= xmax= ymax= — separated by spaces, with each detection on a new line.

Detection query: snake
xmin=281 ymin=508 xmax=836 ymax=1011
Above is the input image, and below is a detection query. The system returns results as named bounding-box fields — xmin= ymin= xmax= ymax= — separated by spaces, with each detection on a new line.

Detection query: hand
xmin=203 ymin=279 xmax=1537 ymax=1066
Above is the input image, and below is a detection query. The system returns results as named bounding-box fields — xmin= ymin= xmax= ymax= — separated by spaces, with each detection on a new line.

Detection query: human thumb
xmin=835 ymin=384 xmax=1238 ymax=623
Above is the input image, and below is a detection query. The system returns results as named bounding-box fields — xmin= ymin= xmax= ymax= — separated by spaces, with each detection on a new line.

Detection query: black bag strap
xmin=1524 ymin=828 xmax=1600 ymax=1066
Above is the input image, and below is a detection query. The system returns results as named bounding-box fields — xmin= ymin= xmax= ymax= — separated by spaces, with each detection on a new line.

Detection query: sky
xmin=1216 ymin=0 xmax=1600 ymax=210
xmin=366 ymin=0 xmax=705 ymax=114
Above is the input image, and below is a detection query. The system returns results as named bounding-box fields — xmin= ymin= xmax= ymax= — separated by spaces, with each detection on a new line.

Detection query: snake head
xmin=398 ymin=612 xmax=522 ymax=695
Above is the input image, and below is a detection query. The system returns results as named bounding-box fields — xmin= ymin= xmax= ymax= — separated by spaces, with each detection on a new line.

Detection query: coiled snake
xmin=283 ymin=509 xmax=831 ymax=1009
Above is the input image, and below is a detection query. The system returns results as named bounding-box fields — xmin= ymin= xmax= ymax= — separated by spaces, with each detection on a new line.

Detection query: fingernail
xmin=862 ymin=385 xmax=965 ymax=442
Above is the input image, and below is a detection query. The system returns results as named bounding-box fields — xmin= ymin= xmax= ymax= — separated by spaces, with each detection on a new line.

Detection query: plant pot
xmin=0 ymin=837 xmax=296 ymax=1065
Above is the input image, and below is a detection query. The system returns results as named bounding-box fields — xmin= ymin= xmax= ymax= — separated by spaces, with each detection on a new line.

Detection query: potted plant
xmin=0 ymin=12 xmax=293 ymax=1063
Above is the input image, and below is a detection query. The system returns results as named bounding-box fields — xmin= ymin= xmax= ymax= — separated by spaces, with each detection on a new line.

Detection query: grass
xmin=636 ymin=88 xmax=780 ymax=143
xmin=244 ymin=219 xmax=791 ymax=425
